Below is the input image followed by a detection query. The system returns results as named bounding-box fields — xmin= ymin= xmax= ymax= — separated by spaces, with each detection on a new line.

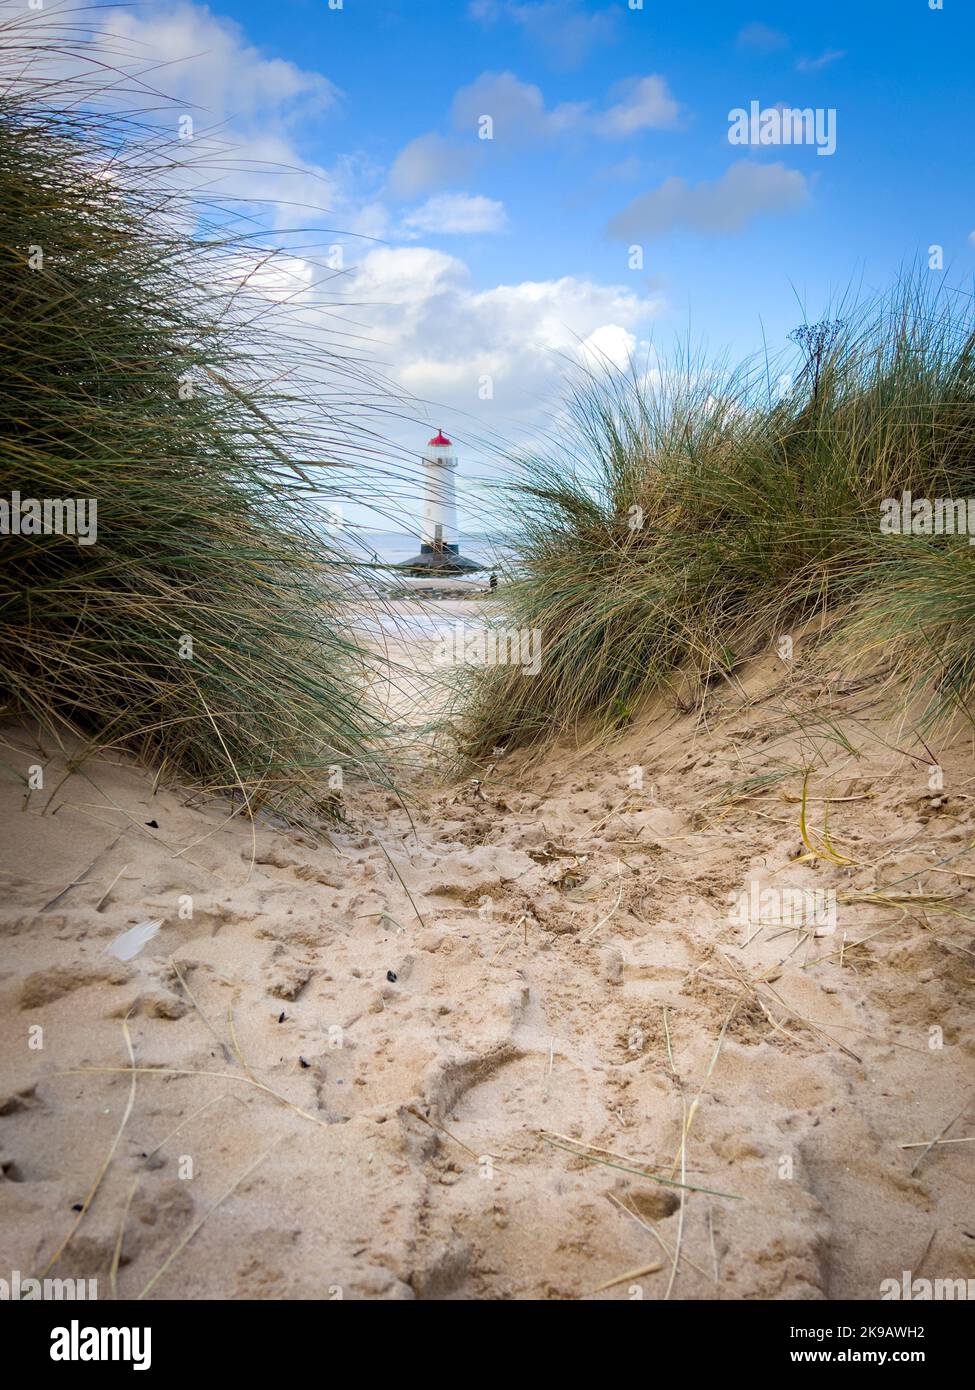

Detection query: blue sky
xmin=56 ymin=0 xmax=975 ymax=523
xmin=198 ymin=0 xmax=974 ymax=341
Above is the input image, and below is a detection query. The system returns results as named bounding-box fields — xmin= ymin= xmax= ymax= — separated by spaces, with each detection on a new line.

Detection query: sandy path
xmin=1 ymin=639 xmax=973 ymax=1299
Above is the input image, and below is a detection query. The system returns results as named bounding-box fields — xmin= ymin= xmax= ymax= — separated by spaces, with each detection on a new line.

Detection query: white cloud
xmin=102 ymin=2 xmax=339 ymax=121
xmin=595 ymin=75 xmax=680 ymax=136
xmin=67 ymin=2 xmax=365 ymax=231
xmin=606 ymin=161 xmax=808 ymax=239
xmin=468 ymin=0 xmax=619 ymax=69
xmin=797 ymin=49 xmax=847 ymax=72
xmin=447 ymin=69 xmax=679 ymax=148
xmin=335 ymin=246 xmax=663 ymax=415
xmin=402 ymin=193 xmax=507 ymax=236
xmin=451 ymin=71 xmax=587 ymax=145
xmin=388 ymin=133 xmax=480 ymax=198
xmin=580 ymin=324 xmax=638 ymax=372
xmin=736 ymin=22 xmax=789 ymax=53
xmin=217 ymin=248 xmax=319 ymax=303
xmin=388 ymin=68 xmax=680 ymax=208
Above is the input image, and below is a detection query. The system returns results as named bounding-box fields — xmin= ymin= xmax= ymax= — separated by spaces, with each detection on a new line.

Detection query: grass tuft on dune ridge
xmin=0 ymin=17 xmax=402 ymax=820
xmin=461 ymin=279 xmax=975 ymax=758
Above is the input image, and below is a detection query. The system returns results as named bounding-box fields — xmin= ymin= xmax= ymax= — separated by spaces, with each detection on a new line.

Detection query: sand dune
xmin=1 ymin=633 xmax=973 ymax=1300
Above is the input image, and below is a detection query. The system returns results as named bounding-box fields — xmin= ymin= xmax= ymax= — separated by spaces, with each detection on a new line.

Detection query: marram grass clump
xmin=461 ymin=282 xmax=975 ymax=758
xmin=0 ymin=84 xmax=396 ymax=820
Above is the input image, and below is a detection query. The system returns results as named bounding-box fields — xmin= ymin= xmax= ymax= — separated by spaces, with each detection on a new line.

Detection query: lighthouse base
xmin=395 ymin=543 xmax=481 ymax=577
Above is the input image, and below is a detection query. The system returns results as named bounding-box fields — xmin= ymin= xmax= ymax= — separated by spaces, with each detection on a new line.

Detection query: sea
xmin=347 ymin=528 xmax=503 ymax=570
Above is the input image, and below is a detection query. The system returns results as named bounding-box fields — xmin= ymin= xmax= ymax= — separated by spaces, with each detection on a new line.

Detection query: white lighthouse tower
xmin=422 ymin=430 xmax=458 ymax=554
xmin=400 ymin=430 xmax=478 ymax=574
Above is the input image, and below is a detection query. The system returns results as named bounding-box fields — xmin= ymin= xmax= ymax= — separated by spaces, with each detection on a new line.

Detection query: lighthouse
xmin=398 ymin=430 xmax=479 ymax=575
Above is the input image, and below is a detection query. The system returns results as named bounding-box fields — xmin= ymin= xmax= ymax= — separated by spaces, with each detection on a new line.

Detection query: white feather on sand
xmin=105 ymin=918 xmax=163 ymax=962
